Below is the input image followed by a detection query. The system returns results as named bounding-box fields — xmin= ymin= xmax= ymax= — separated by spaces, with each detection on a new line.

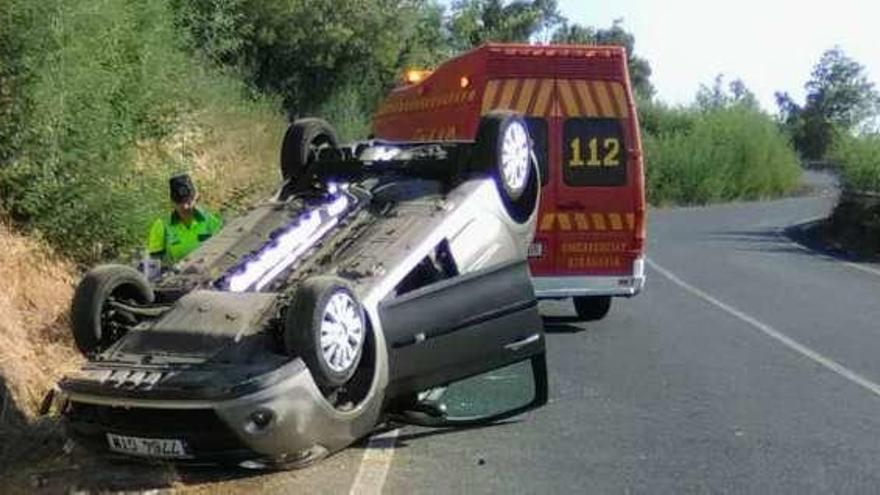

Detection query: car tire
xmin=284 ymin=277 xmax=366 ymax=388
xmin=70 ymin=264 xmax=154 ymax=357
xmin=573 ymin=296 xmax=612 ymax=321
xmin=473 ymin=111 xmax=539 ymax=222
xmin=280 ymin=118 xmax=340 ymax=183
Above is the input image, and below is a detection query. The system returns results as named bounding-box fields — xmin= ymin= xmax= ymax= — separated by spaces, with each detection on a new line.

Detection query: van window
xmin=525 ymin=117 xmax=549 ymax=186
xmin=562 ymin=118 xmax=626 ymax=187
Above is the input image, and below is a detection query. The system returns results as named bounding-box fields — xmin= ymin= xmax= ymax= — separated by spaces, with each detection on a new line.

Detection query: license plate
xmin=107 ymin=433 xmax=189 ymax=459
xmin=528 ymin=242 xmax=543 ymax=258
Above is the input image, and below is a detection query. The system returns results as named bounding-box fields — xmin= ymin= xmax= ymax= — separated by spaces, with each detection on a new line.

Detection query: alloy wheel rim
xmin=320 ymin=291 xmax=364 ymax=373
xmin=500 ymin=121 xmax=530 ymax=193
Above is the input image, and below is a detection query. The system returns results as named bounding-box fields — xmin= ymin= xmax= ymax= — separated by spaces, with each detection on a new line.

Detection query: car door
xmin=378 ymin=245 xmax=545 ymax=400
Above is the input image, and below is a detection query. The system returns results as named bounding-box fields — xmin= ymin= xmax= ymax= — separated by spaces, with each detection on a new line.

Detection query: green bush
xmin=0 ymin=0 xmax=282 ymax=262
xmin=831 ymin=134 xmax=880 ymax=192
xmin=642 ymin=104 xmax=802 ymax=205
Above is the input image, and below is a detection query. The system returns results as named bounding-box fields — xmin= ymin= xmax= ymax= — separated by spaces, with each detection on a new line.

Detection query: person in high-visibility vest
xmin=146 ymin=174 xmax=222 ymax=265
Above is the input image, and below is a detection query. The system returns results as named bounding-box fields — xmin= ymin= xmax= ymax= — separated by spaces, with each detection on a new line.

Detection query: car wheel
xmin=473 ymin=111 xmax=539 ymax=222
xmin=70 ymin=264 xmax=154 ymax=357
xmin=284 ymin=277 xmax=366 ymax=388
xmin=573 ymin=296 xmax=612 ymax=321
xmin=280 ymin=118 xmax=340 ymax=183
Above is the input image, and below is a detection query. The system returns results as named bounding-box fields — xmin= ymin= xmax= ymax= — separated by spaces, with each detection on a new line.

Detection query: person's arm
xmin=206 ymin=209 xmax=223 ymax=234
xmin=146 ymin=218 xmax=167 ymax=260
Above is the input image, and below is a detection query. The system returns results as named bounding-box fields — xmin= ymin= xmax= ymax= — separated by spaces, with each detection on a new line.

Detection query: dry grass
xmin=188 ymin=108 xmax=287 ymax=211
xmin=134 ymin=106 xmax=287 ymax=218
xmin=0 ymin=220 xmax=82 ymax=421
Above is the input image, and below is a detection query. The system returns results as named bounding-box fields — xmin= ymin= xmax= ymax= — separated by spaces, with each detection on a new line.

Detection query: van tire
xmin=71 ymin=264 xmax=154 ymax=357
xmin=473 ymin=111 xmax=539 ymax=222
xmin=284 ymin=277 xmax=366 ymax=388
xmin=280 ymin=118 xmax=339 ymax=183
xmin=573 ymin=296 xmax=612 ymax=321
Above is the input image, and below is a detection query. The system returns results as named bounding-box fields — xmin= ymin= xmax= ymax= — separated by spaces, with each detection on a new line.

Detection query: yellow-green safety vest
xmin=147 ymin=208 xmax=222 ymax=264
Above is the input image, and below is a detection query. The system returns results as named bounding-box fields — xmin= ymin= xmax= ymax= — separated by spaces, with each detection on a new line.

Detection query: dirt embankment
xmin=819 ymin=190 xmax=880 ymax=259
xmin=0 ymin=220 xmax=82 ymax=467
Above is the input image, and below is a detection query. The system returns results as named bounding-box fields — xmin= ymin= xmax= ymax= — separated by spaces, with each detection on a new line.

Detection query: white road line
xmin=349 ymin=428 xmax=401 ymax=495
xmin=647 ymin=258 xmax=880 ymax=399
xmin=842 ymin=260 xmax=880 ymax=278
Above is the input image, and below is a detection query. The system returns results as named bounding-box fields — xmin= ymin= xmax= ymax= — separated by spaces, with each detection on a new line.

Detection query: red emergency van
xmin=372 ymin=43 xmax=646 ymax=321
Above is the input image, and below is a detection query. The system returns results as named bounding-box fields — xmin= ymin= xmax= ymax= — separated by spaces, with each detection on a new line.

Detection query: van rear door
xmin=552 ymin=78 xmax=639 ymax=277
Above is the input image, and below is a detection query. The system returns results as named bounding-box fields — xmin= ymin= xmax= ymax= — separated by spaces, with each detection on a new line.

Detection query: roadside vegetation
xmin=641 ymin=77 xmax=801 ymax=205
xmin=0 ymin=0 xmax=285 ymax=263
xmin=775 ymin=47 xmax=880 ymax=256
xmin=831 ymin=134 xmax=880 ymax=192
xmin=0 ymin=219 xmax=80 ymax=470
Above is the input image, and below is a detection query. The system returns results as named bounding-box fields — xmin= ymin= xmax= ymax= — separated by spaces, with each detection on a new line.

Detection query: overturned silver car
xmin=56 ymin=111 xmax=547 ymax=468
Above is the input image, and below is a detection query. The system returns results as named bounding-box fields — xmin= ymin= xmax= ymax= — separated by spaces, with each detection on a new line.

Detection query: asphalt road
xmin=366 ymin=172 xmax=880 ymax=494
xmin=27 ymin=172 xmax=880 ymax=494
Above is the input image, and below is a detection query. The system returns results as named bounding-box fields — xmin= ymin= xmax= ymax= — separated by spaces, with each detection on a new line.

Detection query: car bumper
xmin=532 ymin=257 xmax=645 ymax=298
xmin=59 ymin=359 xmax=381 ymax=468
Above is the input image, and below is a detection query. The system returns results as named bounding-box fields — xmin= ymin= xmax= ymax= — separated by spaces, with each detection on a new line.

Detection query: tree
xmin=172 ymin=0 xmax=450 ymax=117
xmin=696 ymin=74 xmax=758 ymax=112
xmin=776 ymin=47 xmax=880 ymax=160
xmin=552 ymin=19 xmax=654 ymax=98
xmin=447 ymin=0 xmax=562 ymax=52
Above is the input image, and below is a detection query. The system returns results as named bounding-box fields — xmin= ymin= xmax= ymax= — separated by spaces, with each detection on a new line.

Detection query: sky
xmin=557 ymin=0 xmax=880 ymax=112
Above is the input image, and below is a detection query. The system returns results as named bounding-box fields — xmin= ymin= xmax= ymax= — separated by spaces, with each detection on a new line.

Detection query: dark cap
xmin=169 ymin=174 xmax=195 ymax=204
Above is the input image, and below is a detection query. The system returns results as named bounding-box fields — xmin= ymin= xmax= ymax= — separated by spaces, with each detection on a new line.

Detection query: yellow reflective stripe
xmin=540 ymin=212 xmax=638 ymax=231
xmin=558 ymin=80 xmax=579 ymax=117
xmin=533 ymin=80 xmax=553 ymax=117
xmin=498 ymin=80 xmax=518 ymax=110
xmin=557 ymin=213 xmax=572 ymax=231
xmin=481 ymin=80 xmax=501 ymax=114
xmin=574 ymin=213 xmax=590 ymax=231
xmin=540 ymin=213 xmax=556 ymax=231
xmin=610 ymin=82 xmax=630 ymax=118
xmin=550 ymin=99 xmax=562 ymax=118
xmin=574 ymin=80 xmax=599 ymax=117
xmin=608 ymin=213 xmax=624 ymax=231
xmin=516 ymin=79 xmax=537 ymax=114
xmin=592 ymin=81 xmax=614 ymax=118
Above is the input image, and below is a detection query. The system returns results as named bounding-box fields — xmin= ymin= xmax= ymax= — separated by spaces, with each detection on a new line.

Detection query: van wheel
xmin=473 ymin=111 xmax=539 ymax=222
xmin=284 ymin=277 xmax=366 ymax=388
xmin=280 ymin=118 xmax=339 ymax=183
xmin=573 ymin=296 xmax=612 ymax=321
xmin=71 ymin=265 xmax=154 ymax=357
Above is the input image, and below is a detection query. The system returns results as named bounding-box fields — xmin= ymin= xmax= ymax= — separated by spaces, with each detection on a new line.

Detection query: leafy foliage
xmin=831 ymin=134 xmax=880 ymax=192
xmin=776 ymin=47 xmax=880 ymax=160
xmin=172 ymin=0 xmax=452 ymax=122
xmin=642 ymin=103 xmax=801 ymax=205
xmin=0 ymin=0 xmax=282 ymax=262
xmin=447 ymin=0 xmax=561 ymax=50
xmin=696 ymin=74 xmax=758 ymax=112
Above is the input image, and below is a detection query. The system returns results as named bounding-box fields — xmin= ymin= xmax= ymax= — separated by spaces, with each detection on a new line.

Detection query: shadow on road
xmin=785 ymin=219 xmax=880 ymax=263
xmin=542 ymin=316 xmax=586 ymax=334
xmin=707 ymin=228 xmax=833 ymax=258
